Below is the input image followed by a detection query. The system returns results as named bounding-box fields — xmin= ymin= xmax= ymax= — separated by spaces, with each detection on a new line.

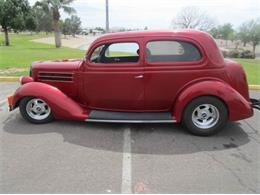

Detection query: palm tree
xmin=35 ymin=0 xmax=75 ymax=48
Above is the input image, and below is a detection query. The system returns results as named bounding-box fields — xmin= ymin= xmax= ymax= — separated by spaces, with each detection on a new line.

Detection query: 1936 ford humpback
xmin=8 ymin=30 xmax=258 ymax=136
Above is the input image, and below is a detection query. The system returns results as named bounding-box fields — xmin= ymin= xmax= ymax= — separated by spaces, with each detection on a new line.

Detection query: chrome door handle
xmin=135 ymin=75 xmax=143 ymax=79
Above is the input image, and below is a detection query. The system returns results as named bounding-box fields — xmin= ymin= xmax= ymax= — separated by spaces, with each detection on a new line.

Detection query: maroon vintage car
xmin=7 ymin=30 xmax=259 ymax=136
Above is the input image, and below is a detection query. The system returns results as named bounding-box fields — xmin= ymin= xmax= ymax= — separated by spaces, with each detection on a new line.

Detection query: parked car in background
xmin=8 ymin=30 xmax=258 ymax=136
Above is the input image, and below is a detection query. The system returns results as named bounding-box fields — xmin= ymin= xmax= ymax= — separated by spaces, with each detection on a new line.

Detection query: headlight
xmin=20 ymin=76 xmax=34 ymax=85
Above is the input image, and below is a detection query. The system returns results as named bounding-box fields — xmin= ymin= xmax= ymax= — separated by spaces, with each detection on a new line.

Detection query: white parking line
xmin=121 ymin=127 xmax=132 ymax=194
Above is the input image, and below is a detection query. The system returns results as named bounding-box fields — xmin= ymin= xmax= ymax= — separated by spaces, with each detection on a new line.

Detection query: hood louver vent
xmin=38 ymin=72 xmax=73 ymax=82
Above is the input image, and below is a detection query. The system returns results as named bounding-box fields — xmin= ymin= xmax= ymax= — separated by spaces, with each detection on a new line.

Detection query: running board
xmin=86 ymin=110 xmax=176 ymax=123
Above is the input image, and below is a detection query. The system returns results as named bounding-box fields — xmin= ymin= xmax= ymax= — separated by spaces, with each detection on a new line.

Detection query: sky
xmin=29 ymin=0 xmax=260 ymax=30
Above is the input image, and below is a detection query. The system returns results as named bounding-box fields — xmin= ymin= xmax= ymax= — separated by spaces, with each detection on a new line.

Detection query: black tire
xmin=182 ymin=96 xmax=228 ymax=136
xmin=19 ymin=97 xmax=54 ymax=124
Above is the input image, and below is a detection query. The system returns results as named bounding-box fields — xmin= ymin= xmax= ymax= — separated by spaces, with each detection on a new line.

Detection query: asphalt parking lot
xmin=0 ymin=82 xmax=259 ymax=193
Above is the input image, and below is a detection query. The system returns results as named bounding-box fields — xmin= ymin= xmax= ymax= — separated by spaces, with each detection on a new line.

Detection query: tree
xmin=94 ymin=27 xmax=105 ymax=33
xmin=0 ymin=0 xmax=30 ymax=46
xmin=209 ymin=27 xmax=220 ymax=38
xmin=238 ymin=19 xmax=260 ymax=54
xmin=61 ymin=15 xmax=81 ymax=38
xmin=219 ymin=23 xmax=235 ymax=47
xmin=35 ymin=0 xmax=75 ymax=48
xmin=69 ymin=15 xmax=81 ymax=37
xmin=238 ymin=22 xmax=250 ymax=46
xmin=61 ymin=18 xmax=71 ymax=38
xmin=246 ymin=19 xmax=260 ymax=54
xmin=172 ymin=6 xmax=215 ymax=31
xmin=25 ymin=10 xmax=37 ymax=33
xmin=33 ymin=4 xmax=53 ymax=34
xmin=218 ymin=23 xmax=234 ymax=41
xmin=210 ymin=23 xmax=234 ymax=46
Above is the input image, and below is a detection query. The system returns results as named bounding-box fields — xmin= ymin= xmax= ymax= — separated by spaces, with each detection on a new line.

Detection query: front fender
xmin=173 ymin=80 xmax=253 ymax=122
xmin=13 ymin=82 xmax=88 ymax=121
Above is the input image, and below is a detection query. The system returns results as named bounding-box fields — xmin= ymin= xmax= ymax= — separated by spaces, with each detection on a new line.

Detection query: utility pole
xmin=105 ymin=0 xmax=109 ymax=33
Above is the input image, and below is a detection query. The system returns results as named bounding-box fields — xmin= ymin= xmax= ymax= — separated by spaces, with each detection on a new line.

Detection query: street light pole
xmin=105 ymin=0 xmax=109 ymax=33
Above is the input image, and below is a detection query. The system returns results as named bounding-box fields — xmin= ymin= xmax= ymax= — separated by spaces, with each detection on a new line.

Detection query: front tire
xmin=19 ymin=97 xmax=54 ymax=124
xmin=182 ymin=96 xmax=228 ymax=136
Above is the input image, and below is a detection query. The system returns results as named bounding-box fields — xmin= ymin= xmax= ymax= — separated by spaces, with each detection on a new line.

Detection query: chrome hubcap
xmin=192 ymin=104 xmax=219 ymax=129
xmin=26 ymin=98 xmax=51 ymax=120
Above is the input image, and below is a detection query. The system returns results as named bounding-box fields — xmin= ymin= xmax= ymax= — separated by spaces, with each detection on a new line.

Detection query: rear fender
xmin=13 ymin=82 xmax=88 ymax=121
xmin=173 ymin=80 xmax=253 ymax=122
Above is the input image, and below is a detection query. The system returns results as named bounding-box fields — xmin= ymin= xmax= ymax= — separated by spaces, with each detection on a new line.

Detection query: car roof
xmin=90 ymin=29 xmax=225 ymax=66
xmin=95 ymin=29 xmax=208 ymax=41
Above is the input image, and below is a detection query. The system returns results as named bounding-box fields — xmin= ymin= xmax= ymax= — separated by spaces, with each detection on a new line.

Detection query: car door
xmin=82 ymin=39 xmax=145 ymax=111
xmin=143 ymin=37 xmax=205 ymax=111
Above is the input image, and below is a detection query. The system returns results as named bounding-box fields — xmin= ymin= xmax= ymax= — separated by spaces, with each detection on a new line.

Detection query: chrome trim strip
xmin=86 ymin=119 xmax=176 ymax=123
xmin=38 ymin=75 xmax=72 ymax=78
xmin=38 ymin=80 xmax=73 ymax=83
xmin=38 ymin=71 xmax=74 ymax=74
xmin=38 ymin=72 xmax=74 ymax=82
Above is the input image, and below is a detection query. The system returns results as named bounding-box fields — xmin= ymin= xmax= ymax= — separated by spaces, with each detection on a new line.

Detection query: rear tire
xmin=182 ymin=96 xmax=228 ymax=136
xmin=19 ymin=97 xmax=54 ymax=124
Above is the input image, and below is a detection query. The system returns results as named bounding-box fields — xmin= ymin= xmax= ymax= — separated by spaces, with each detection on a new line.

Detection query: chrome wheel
xmin=192 ymin=104 xmax=220 ymax=129
xmin=25 ymin=98 xmax=51 ymax=120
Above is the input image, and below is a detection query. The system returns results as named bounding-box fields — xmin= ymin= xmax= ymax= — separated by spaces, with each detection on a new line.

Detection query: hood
xmin=29 ymin=59 xmax=83 ymax=96
xmin=31 ymin=58 xmax=83 ymax=72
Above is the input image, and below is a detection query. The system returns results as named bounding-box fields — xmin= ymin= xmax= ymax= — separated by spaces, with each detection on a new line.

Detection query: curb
xmin=0 ymin=77 xmax=20 ymax=81
xmin=0 ymin=76 xmax=259 ymax=90
xmin=249 ymin=85 xmax=260 ymax=90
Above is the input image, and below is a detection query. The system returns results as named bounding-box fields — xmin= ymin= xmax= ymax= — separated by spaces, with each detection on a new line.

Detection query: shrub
xmin=228 ymin=49 xmax=240 ymax=58
xmin=222 ymin=49 xmax=255 ymax=59
xmin=221 ymin=50 xmax=228 ymax=57
xmin=240 ymin=50 xmax=255 ymax=59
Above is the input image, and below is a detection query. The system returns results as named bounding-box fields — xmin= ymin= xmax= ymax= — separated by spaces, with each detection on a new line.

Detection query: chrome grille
xmin=38 ymin=72 xmax=73 ymax=82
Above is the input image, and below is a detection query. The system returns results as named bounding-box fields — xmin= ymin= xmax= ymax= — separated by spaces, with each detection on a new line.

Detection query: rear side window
xmin=146 ymin=40 xmax=202 ymax=62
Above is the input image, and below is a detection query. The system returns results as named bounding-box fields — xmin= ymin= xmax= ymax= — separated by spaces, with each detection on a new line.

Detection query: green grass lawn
xmin=232 ymin=58 xmax=260 ymax=85
xmin=0 ymin=33 xmax=85 ymax=71
xmin=0 ymin=33 xmax=259 ymax=84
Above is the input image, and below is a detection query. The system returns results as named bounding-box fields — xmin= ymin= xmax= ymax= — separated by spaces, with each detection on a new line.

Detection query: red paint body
xmin=10 ymin=30 xmax=253 ymax=122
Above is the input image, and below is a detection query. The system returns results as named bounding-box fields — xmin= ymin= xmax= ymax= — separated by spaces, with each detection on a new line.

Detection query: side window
xmin=90 ymin=45 xmax=105 ymax=62
xmin=146 ymin=40 xmax=201 ymax=63
xmin=90 ymin=42 xmax=139 ymax=64
xmin=105 ymin=43 xmax=139 ymax=58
